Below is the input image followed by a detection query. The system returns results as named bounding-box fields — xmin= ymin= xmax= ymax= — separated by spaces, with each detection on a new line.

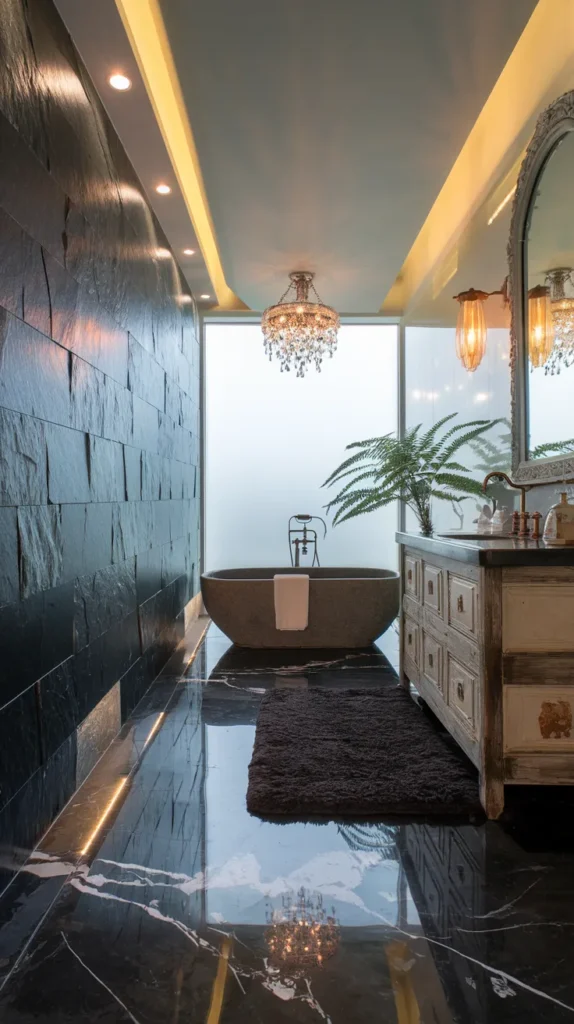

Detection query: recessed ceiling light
xmin=155 ymin=183 xmax=171 ymax=195
xmin=155 ymin=247 xmax=171 ymax=260
xmin=183 ymin=248 xmax=195 ymax=256
xmin=179 ymin=295 xmax=192 ymax=304
xmin=200 ymin=294 xmax=211 ymax=300
xmin=109 ymin=73 xmax=131 ymax=91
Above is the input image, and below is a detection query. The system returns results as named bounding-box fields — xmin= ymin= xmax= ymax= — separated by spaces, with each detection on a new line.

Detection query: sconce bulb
xmin=454 ymin=289 xmax=489 ymax=372
xmin=528 ymin=285 xmax=554 ymax=368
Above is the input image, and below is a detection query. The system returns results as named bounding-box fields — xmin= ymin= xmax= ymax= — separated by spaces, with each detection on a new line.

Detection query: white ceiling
xmin=159 ymin=0 xmax=537 ymax=312
xmin=55 ymin=0 xmax=538 ymax=313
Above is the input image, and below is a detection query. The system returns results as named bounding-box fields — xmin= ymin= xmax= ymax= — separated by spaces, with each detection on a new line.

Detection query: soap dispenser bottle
xmin=543 ymin=492 xmax=574 ymax=546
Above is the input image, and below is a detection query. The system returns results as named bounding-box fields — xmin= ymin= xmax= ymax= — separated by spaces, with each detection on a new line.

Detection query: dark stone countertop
xmin=396 ymin=530 xmax=574 ymax=567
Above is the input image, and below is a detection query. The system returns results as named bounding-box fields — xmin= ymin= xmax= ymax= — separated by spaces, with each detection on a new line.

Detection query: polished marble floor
xmin=1 ymin=623 xmax=574 ymax=1021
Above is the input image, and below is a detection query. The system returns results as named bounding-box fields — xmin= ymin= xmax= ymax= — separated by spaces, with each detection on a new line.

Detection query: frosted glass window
xmin=404 ymin=324 xmax=511 ymax=534
xmin=205 ymin=323 xmax=398 ymax=570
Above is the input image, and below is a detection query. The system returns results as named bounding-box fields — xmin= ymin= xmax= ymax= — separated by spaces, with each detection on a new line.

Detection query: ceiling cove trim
xmin=383 ymin=0 xmax=574 ymax=317
xmin=114 ymin=0 xmax=247 ymax=311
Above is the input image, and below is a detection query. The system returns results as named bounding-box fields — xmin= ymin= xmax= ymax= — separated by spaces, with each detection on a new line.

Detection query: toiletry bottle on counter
xmin=490 ymin=506 xmax=510 ymax=533
xmin=543 ymin=492 xmax=574 ymax=546
xmin=477 ymin=506 xmax=492 ymax=533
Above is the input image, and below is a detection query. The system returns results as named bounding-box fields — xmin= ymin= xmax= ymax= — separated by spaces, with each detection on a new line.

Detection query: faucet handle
xmin=531 ymin=511 xmax=542 ymax=540
xmin=518 ymin=512 xmax=531 ymax=538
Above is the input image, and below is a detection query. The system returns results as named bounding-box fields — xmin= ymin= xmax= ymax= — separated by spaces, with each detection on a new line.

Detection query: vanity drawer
xmin=504 ymin=686 xmax=574 ymax=752
xmin=404 ymin=555 xmax=421 ymax=602
xmin=447 ymin=656 xmax=477 ymax=736
xmin=422 ymin=631 xmax=443 ymax=693
xmin=423 ymin=563 xmax=444 ymax=616
xmin=449 ymin=575 xmax=477 ymax=638
xmin=404 ymin=617 xmax=420 ymax=667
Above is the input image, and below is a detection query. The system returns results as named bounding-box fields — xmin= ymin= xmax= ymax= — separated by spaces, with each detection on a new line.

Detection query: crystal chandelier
xmin=261 ymin=272 xmax=340 ymax=377
xmin=544 ymin=267 xmax=574 ymax=375
xmin=265 ymin=888 xmax=340 ymax=968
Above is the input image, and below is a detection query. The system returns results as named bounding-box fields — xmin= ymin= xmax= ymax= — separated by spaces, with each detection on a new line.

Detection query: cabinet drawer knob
xmin=427 ymin=579 xmax=434 ymax=596
xmin=457 ymin=681 xmax=465 ymax=702
xmin=408 ymin=632 xmax=413 ymax=645
xmin=428 ymin=652 xmax=434 ymax=668
xmin=407 ymin=569 xmax=413 ymax=583
xmin=457 ymin=594 xmax=464 ymax=613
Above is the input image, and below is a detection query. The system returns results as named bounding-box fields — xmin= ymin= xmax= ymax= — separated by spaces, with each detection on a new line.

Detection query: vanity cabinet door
xmin=404 ymin=617 xmax=420 ymax=668
xmin=423 ymin=563 xmax=443 ymax=616
xmin=405 ymin=555 xmax=421 ymax=602
xmin=449 ymin=575 xmax=477 ymax=638
xmin=423 ymin=632 xmax=443 ymax=694
xmin=504 ymin=686 xmax=574 ymax=752
xmin=447 ymin=656 xmax=477 ymax=737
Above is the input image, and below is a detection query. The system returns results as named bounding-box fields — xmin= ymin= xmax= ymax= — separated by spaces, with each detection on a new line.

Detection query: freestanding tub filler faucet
xmin=288 ymin=514 xmax=327 ymax=567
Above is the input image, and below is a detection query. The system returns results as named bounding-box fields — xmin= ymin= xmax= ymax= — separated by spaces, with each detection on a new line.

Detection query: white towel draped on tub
xmin=274 ymin=574 xmax=309 ymax=631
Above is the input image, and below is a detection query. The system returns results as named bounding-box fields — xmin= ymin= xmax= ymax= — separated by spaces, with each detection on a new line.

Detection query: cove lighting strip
xmin=114 ymin=0 xmax=246 ymax=310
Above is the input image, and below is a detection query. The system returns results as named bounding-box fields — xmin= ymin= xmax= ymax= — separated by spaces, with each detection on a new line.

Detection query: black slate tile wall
xmin=0 ymin=0 xmax=201 ymax=821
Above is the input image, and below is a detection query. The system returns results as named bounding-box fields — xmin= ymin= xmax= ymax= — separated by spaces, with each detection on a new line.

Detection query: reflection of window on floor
xmin=205 ymin=323 xmax=398 ymax=571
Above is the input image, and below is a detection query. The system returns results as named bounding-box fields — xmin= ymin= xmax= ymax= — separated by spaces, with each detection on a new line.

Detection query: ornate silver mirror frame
xmin=509 ymin=90 xmax=574 ymax=484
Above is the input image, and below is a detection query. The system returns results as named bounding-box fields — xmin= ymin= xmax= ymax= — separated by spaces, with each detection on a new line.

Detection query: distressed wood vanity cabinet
xmin=398 ymin=531 xmax=574 ymax=818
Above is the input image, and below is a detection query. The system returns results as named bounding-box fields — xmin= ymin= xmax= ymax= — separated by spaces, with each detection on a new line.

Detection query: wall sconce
xmin=528 ymin=284 xmax=553 ymax=367
xmin=453 ymin=280 xmax=508 ymax=372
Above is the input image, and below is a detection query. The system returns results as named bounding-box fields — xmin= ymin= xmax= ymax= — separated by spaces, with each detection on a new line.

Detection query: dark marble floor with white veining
xmin=2 ymin=622 xmax=574 ymax=1022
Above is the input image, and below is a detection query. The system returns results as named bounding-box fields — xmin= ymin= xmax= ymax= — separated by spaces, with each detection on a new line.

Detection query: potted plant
xmin=323 ymin=414 xmax=502 ymax=537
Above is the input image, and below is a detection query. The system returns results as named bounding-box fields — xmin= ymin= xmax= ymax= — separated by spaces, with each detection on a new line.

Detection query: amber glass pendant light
xmin=528 ymin=284 xmax=554 ymax=367
xmin=453 ymin=288 xmax=489 ymax=372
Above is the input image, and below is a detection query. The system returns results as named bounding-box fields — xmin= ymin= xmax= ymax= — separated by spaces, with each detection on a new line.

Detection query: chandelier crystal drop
xmin=544 ymin=268 xmax=574 ymax=375
xmin=265 ymin=888 xmax=340 ymax=968
xmin=261 ymin=272 xmax=340 ymax=377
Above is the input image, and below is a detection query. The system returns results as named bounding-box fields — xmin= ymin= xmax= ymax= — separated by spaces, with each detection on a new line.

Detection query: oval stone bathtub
xmin=201 ymin=567 xmax=400 ymax=648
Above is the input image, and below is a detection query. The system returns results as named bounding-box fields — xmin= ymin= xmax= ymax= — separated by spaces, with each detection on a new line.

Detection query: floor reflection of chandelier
xmin=265 ymin=888 xmax=340 ymax=968
xmin=261 ymin=272 xmax=340 ymax=378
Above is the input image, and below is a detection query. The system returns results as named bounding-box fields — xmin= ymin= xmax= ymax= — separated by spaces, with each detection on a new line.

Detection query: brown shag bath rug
xmin=247 ymin=686 xmax=481 ymax=819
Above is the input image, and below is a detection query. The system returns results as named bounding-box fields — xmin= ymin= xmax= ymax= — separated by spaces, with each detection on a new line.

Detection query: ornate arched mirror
xmin=509 ymin=91 xmax=574 ymax=483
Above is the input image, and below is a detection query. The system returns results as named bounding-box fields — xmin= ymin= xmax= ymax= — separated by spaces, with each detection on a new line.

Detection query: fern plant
xmin=323 ymin=414 xmax=502 ymax=537
xmin=531 ymin=438 xmax=574 ymax=459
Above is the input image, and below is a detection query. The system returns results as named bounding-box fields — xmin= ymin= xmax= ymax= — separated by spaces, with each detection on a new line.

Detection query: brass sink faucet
xmin=481 ymin=471 xmax=531 ymax=515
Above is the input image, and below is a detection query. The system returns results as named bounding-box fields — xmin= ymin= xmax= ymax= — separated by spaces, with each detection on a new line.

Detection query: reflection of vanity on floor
xmin=398 ymin=532 xmax=574 ymax=818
